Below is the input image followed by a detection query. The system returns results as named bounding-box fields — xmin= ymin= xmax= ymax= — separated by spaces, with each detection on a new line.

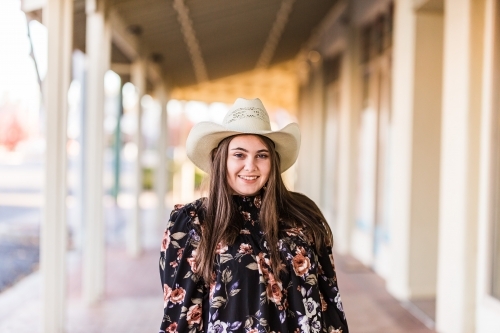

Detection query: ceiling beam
xmin=256 ymin=0 xmax=296 ymax=69
xmin=110 ymin=63 xmax=130 ymax=75
xmin=298 ymin=0 xmax=348 ymax=59
xmin=147 ymin=61 xmax=164 ymax=87
xmin=109 ymin=9 xmax=168 ymax=90
xmin=172 ymin=0 xmax=208 ymax=83
xmin=109 ymin=9 xmax=139 ymax=62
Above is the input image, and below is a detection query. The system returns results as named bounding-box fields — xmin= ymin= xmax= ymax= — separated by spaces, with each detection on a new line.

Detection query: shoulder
xmin=169 ymin=197 xmax=206 ymax=218
xmin=167 ymin=197 xmax=206 ymax=232
xmin=288 ymin=191 xmax=321 ymax=212
xmin=285 ymin=191 xmax=332 ymax=244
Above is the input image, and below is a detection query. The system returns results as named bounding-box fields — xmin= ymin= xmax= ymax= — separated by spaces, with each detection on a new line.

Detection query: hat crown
xmin=222 ymin=98 xmax=271 ymax=131
xmin=186 ymin=97 xmax=301 ymax=173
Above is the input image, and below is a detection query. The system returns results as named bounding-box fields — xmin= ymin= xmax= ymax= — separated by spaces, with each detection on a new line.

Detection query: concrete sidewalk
xmin=0 ymin=157 xmax=434 ymax=332
xmin=335 ymin=255 xmax=435 ymax=332
xmin=0 ymin=244 xmax=435 ymax=333
xmin=0 ymin=247 xmax=162 ymax=333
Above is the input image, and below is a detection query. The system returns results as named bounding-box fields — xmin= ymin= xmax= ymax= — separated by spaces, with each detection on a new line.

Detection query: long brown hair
xmin=195 ymin=134 xmax=333 ymax=283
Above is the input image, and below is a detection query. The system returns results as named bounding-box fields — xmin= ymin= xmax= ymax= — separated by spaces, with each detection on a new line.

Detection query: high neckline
xmin=232 ymin=194 xmax=262 ymax=212
xmin=233 ymin=194 xmax=258 ymax=200
xmin=233 ymin=193 xmax=259 ymax=201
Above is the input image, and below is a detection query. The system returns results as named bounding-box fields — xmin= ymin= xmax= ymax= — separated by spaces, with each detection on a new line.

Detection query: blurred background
xmin=0 ymin=0 xmax=499 ymax=332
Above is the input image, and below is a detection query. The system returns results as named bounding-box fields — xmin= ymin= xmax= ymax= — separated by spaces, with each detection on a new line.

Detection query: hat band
xmin=224 ymin=107 xmax=270 ymax=124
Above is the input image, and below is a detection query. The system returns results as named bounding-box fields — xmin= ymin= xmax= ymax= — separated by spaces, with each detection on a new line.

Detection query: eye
xmin=257 ymin=154 xmax=269 ymax=159
xmin=233 ymin=153 xmax=244 ymax=158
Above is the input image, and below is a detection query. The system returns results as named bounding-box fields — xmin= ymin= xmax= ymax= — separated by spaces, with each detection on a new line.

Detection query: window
xmin=384 ymin=3 xmax=394 ymax=50
xmin=361 ymin=25 xmax=372 ymax=64
xmin=323 ymin=56 xmax=340 ymax=87
xmin=493 ymin=216 xmax=500 ymax=299
xmin=491 ymin=130 xmax=500 ymax=299
xmin=492 ymin=113 xmax=500 ymax=300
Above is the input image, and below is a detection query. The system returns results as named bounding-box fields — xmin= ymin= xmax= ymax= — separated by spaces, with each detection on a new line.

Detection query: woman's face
xmin=226 ymin=135 xmax=271 ymax=196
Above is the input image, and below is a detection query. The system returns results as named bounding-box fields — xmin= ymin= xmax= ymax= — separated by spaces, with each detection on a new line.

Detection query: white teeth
xmin=239 ymin=175 xmax=258 ymax=180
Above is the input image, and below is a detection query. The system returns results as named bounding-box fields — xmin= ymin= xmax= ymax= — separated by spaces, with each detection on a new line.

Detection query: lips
xmin=238 ymin=175 xmax=259 ymax=180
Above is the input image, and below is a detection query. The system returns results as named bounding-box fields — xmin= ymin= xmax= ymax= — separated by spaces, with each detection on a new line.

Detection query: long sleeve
xmin=278 ymin=226 xmax=349 ymax=333
xmin=159 ymin=202 xmax=206 ymax=333
xmin=317 ymin=245 xmax=349 ymax=332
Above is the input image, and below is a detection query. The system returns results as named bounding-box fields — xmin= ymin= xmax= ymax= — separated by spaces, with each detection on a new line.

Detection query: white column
xmin=296 ymin=64 xmax=324 ymax=203
xmin=387 ymin=0 xmax=444 ymax=300
xmin=42 ymin=0 xmax=72 ymax=331
xmin=180 ymin=157 xmax=195 ymax=203
xmin=388 ymin=0 xmax=415 ymax=299
xmin=476 ymin=0 xmax=500 ymax=330
xmin=309 ymin=66 xmax=325 ymax=204
xmin=436 ymin=0 xmax=485 ymax=331
xmin=335 ymin=23 xmax=359 ymax=254
xmin=128 ymin=59 xmax=146 ymax=257
xmin=295 ymin=85 xmax=312 ymax=195
xmin=83 ymin=0 xmax=111 ymax=304
xmin=156 ymin=86 xmax=169 ymax=230
xmin=171 ymin=145 xmax=195 ymax=204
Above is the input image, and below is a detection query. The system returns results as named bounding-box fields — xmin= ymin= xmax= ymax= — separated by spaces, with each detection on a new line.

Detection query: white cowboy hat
xmin=186 ymin=97 xmax=301 ymax=173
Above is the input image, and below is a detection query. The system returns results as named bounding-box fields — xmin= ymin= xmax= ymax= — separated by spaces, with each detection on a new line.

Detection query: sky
xmin=0 ymin=0 xmax=46 ymax=114
xmin=0 ymin=0 xmax=246 ymax=149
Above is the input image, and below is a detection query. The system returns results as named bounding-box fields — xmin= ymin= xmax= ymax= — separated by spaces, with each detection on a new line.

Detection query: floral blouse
xmin=159 ymin=195 xmax=348 ymax=333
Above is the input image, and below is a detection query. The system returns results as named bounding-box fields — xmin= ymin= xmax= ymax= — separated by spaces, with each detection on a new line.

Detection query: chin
xmin=237 ymin=188 xmax=261 ymax=196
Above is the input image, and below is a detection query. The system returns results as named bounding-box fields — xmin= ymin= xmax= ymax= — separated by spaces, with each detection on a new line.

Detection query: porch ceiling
xmin=73 ymin=0 xmax=338 ymax=88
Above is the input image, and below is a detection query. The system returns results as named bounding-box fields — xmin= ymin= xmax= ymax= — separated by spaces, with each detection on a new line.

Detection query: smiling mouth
xmin=238 ymin=175 xmax=259 ymax=180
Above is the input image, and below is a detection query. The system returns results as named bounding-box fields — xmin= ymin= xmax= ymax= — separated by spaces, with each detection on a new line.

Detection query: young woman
xmin=159 ymin=98 xmax=348 ymax=333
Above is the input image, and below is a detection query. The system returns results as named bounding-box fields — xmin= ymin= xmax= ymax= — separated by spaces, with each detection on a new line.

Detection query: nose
xmin=244 ymin=157 xmax=256 ymax=171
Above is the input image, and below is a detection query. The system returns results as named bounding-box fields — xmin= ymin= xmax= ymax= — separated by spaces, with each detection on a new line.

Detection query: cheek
xmin=226 ymin=160 xmax=244 ymax=181
xmin=226 ymin=160 xmax=238 ymax=175
xmin=261 ymin=162 xmax=271 ymax=181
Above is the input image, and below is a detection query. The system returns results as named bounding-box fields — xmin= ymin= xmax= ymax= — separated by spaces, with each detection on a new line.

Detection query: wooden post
xmin=156 ymin=86 xmax=169 ymax=230
xmin=436 ymin=0 xmax=485 ymax=330
xmin=128 ymin=59 xmax=146 ymax=257
xmin=83 ymin=0 xmax=111 ymax=304
xmin=42 ymin=0 xmax=73 ymax=331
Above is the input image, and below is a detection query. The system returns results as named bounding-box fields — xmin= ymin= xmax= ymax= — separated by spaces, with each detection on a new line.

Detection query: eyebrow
xmin=230 ymin=147 xmax=269 ymax=153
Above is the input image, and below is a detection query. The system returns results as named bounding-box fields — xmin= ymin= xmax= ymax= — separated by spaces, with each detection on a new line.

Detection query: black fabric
xmin=159 ymin=195 xmax=348 ymax=333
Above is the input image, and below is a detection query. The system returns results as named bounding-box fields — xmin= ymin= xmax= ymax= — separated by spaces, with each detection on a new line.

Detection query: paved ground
xmin=335 ymin=255 xmax=435 ymax=332
xmin=0 ymin=161 xmax=42 ymax=293
xmin=0 ymin=237 xmax=39 ymax=291
xmin=0 ymin=246 xmax=435 ymax=333
xmin=0 ymin=156 xmax=436 ymax=332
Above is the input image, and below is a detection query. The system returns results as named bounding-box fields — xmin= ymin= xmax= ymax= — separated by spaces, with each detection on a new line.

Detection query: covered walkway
xmin=0 ymin=243 xmax=435 ymax=332
xmin=8 ymin=0 xmax=500 ymax=331
xmin=0 ymin=144 xmax=436 ymax=332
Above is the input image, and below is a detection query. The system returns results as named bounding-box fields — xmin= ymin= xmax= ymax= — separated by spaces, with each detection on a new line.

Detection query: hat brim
xmin=186 ymin=121 xmax=301 ymax=173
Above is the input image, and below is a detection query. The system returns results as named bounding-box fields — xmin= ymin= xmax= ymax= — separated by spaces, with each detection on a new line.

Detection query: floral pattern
xmin=159 ymin=195 xmax=348 ymax=333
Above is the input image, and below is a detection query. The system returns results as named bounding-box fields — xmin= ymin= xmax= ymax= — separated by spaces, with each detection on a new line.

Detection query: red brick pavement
xmin=0 ymin=246 xmax=435 ymax=333
xmin=66 ymin=247 xmax=162 ymax=333
xmin=335 ymin=254 xmax=435 ymax=333
xmin=66 ymin=247 xmax=435 ymax=333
